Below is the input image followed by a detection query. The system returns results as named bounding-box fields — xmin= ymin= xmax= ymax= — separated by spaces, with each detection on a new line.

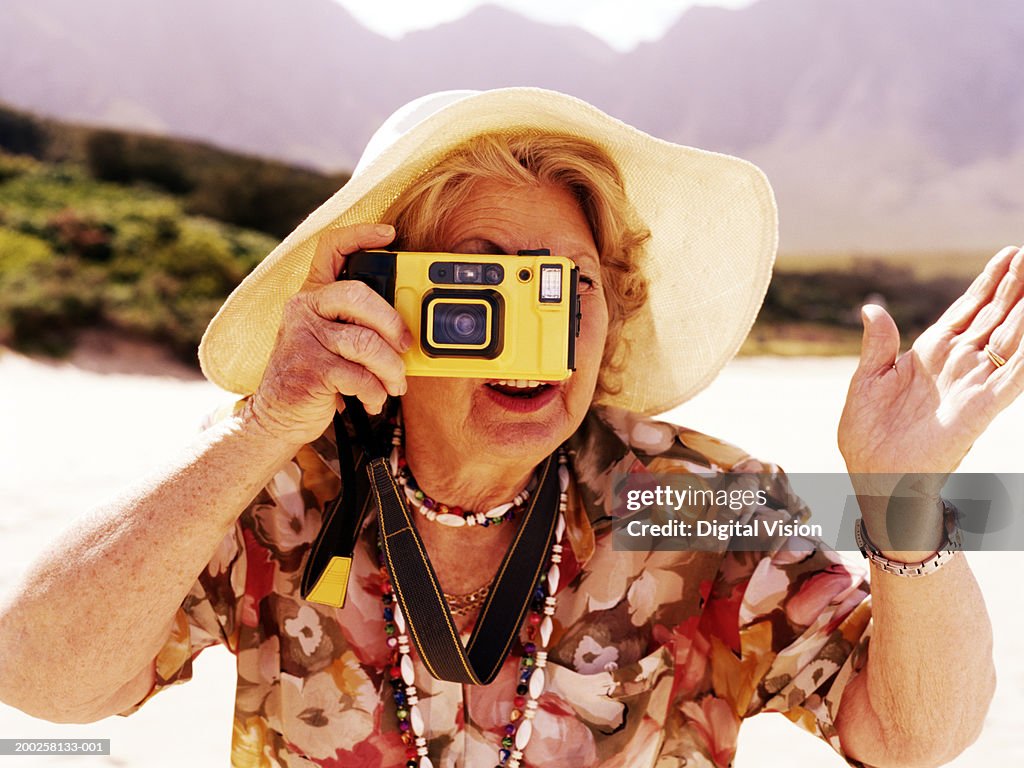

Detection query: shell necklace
xmin=389 ymin=425 xmax=532 ymax=528
xmin=377 ymin=438 xmax=569 ymax=768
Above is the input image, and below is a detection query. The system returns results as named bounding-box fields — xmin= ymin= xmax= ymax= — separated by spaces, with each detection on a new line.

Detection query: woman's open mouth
xmin=483 ymin=379 xmax=560 ymax=412
xmin=485 ymin=379 xmax=552 ymax=398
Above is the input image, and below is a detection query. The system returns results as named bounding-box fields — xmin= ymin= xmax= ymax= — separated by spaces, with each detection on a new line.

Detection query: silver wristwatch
xmin=855 ymin=499 xmax=961 ymax=577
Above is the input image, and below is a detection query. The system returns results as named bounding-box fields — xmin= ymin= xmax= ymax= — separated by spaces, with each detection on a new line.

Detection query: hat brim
xmin=198 ymin=87 xmax=777 ymax=416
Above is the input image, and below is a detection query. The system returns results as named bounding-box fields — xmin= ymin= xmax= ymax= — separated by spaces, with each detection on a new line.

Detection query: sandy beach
xmin=1 ymin=342 xmax=1020 ymax=766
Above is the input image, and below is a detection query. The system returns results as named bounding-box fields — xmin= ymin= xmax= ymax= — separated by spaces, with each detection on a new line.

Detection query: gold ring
xmin=984 ymin=343 xmax=1008 ymax=368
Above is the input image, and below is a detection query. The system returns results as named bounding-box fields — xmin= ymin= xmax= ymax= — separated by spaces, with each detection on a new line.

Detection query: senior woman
xmin=0 ymin=89 xmax=1010 ymax=767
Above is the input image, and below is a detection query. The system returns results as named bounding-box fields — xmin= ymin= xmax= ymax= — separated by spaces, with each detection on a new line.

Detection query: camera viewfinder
xmin=454 ymin=264 xmax=482 ymax=284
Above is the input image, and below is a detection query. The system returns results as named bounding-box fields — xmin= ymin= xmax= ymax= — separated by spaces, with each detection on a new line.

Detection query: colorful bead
xmin=379 ymin=430 xmax=568 ymax=766
xmin=390 ymin=425 xmax=531 ymax=529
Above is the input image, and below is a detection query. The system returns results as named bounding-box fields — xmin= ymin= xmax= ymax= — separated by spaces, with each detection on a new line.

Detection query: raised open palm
xmin=839 ymin=245 xmax=1024 ymax=476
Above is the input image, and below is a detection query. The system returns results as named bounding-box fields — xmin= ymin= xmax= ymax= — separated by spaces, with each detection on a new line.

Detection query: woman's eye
xmin=579 ymin=275 xmax=598 ymax=292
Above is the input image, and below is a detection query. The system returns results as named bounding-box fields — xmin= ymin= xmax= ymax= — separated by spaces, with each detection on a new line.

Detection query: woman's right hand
xmin=245 ymin=222 xmax=412 ymax=446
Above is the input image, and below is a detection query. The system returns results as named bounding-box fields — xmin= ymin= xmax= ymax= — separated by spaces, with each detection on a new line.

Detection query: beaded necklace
xmin=389 ymin=425 xmax=531 ymax=528
xmin=377 ymin=445 xmax=569 ymax=768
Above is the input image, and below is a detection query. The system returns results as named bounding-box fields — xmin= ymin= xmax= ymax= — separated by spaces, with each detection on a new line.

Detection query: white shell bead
xmin=435 ymin=513 xmax=466 ymax=527
xmin=558 ymin=466 xmax=570 ymax=492
xmin=486 ymin=502 xmax=514 ymax=519
xmin=515 ymin=719 xmax=533 ymax=750
xmin=401 ymin=654 xmax=416 ymax=685
xmin=546 ymin=564 xmax=560 ymax=593
xmin=419 ymin=757 xmax=434 ymax=768
xmin=556 ymin=515 xmax=566 ymax=540
xmin=394 ymin=604 xmax=406 ymax=634
xmin=528 ymin=667 xmax=546 ymax=699
xmin=539 ymin=615 xmax=553 ymax=646
xmin=410 ymin=703 xmax=425 ymax=736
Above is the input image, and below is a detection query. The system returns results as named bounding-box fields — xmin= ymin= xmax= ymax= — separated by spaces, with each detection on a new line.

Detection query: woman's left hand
xmin=839 ymin=245 xmax=1024 ymax=476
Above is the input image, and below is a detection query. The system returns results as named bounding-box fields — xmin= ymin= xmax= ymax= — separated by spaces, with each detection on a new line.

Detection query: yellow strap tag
xmin=304 ymin=556 xmax=353 ymax=608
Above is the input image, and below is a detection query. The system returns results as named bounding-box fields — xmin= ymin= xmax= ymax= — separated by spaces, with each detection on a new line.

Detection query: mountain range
xmin=2 ymin=0 xmax=1022 ymax=252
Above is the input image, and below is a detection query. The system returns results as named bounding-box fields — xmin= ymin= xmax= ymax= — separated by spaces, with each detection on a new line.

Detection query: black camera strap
xmin=299 ymin=407 xmax=376 ymax=608
xmin=301 ymin=396 xmax=559 ymax=685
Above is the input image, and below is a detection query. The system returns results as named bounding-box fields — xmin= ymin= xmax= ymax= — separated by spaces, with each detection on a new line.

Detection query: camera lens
xmin=432 ymin=302 xmax=489 ymax=346
xmin=454 ymin=313 xmax=477 ymax=336
xmin=483 ymin=264 xmax=504 ymax=285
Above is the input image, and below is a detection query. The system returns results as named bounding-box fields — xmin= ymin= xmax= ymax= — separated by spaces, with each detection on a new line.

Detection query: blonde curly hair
xmin=380 ymin=132 xmax=650 ymax=397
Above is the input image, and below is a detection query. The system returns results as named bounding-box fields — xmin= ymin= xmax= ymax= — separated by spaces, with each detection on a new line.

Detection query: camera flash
xmin=540 ymin=265 xmax=562 ymax=302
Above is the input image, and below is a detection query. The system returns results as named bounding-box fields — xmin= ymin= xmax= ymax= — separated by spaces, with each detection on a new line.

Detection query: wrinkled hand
xmin=839 ymin=245 xmax=1024 ymax=477
xmin=246 ymin=223 xmax=411 ymax=446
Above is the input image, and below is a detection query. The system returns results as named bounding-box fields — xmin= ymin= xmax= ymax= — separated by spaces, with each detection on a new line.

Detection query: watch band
xmin=855 ymin=499 xmax=961 ymax=578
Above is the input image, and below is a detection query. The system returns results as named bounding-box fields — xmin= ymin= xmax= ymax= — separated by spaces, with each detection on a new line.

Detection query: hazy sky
xmin=333 ymin=0 xmax=757 ymax=51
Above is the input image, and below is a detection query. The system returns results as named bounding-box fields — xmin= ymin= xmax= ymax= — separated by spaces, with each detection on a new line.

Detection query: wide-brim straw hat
xmin=198 ymin=87 xmax=777 ymax=416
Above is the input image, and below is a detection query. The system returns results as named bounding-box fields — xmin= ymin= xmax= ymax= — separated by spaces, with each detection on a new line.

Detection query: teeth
xmin=494 ymin=380 xmax=544 ymax=388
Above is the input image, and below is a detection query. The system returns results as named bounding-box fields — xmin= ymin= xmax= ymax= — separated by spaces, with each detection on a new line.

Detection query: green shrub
xmin=758 ymin=261 xmax=968 ymax=342
xmin=0 ymin=228 xmax=103 ymax=354
xmin=0 ymin=151 xmax=276 ymax=361
xmin=0 ymin=106 xmax=48 ymax=158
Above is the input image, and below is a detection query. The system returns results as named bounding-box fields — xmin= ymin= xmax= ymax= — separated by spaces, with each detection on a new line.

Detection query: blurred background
xmin=1 ymin=0 xmax=1022 ymax=765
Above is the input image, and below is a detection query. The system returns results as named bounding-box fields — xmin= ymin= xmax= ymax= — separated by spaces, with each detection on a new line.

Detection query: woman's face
xmin=401 ymin=178 xmax=609 ymax=467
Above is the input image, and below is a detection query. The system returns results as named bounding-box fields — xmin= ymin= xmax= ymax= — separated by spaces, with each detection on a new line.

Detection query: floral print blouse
xmin=129 ymin=405 xmax=872 ymax=767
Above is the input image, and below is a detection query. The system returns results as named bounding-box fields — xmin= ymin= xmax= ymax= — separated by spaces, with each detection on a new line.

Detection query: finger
xmin=985 ymin=295 xmax=1024 ymax=370
xmin=322 ymin=358 xmax=390 ymax=415
xmin=303 ymin=223 xmax=396 ymax=289
xmin=855 ymin=304 xmax=901 ymax=377
xmin=311 ymin=319 xmax=407 ymax=398
xmin=959 ymin=246 xmax=1024 ymax=343
xmin=938 ymin=246 xmax=1020 ymax=332
xmin=308 ymin=280 xmax=413 ymax=353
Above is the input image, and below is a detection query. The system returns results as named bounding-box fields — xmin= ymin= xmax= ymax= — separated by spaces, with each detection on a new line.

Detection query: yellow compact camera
xmin=341 ymin=250 xmax=582 ymax=380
